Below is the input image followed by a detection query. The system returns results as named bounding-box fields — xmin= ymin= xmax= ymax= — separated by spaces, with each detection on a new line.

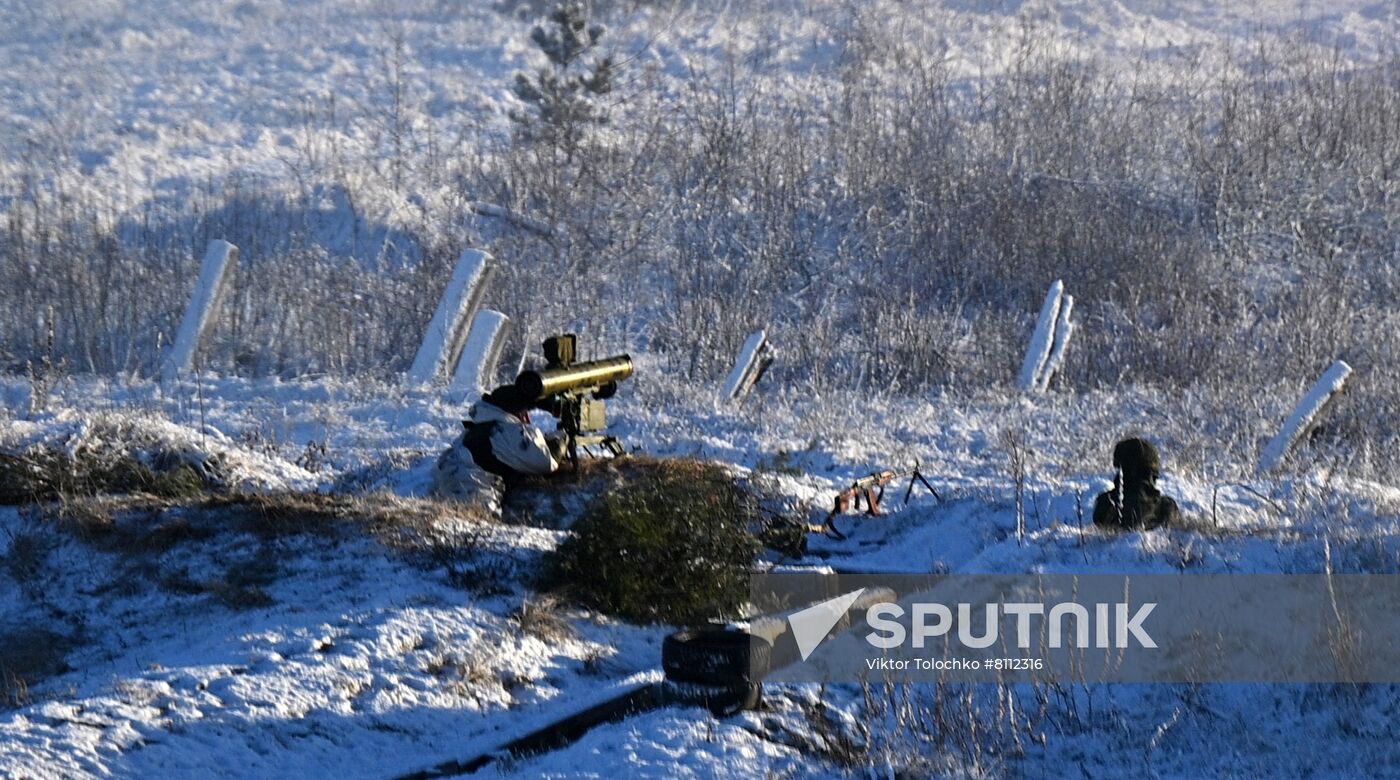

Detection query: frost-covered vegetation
xmin=3 ymin=0 xmax=1399 ymax=477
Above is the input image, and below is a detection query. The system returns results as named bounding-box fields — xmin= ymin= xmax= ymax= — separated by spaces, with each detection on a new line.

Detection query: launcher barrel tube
xmin=517 ymin=355 xmax=633 ymax=398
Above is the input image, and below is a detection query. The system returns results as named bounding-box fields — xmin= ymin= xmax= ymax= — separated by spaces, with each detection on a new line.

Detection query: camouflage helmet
xmin=1112 ymin=437 xmax=1161 ymax=482
xmin=483 ymin=383 xmax=532 ymax=415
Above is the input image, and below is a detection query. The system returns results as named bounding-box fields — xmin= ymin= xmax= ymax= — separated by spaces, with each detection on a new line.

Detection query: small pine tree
xmin=548 ymin=461 xmax=762 ymax=624
xmin=510 ymin=2 xmax=614 ymax=159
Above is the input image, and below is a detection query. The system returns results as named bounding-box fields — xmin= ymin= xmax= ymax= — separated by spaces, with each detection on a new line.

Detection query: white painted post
xmin=1019 ymin=280 xmax=1064 ymax=393
xmin=1035 ymin=293 xmax=1075 ymax=392
xmin=450 ymin=309 xmax=510 ymax=397
xmin=720 ymin=330 xmax=776 ymax=406
xmin=161 ymin=240 xmax=238 ymax=383
xmin=1259 ymin=360 xmax=1353 ymax=473
xmin=406 ymin=249 xmax=493 ymax=386
xmin=513 ymin=342 xmax=531 ymax=379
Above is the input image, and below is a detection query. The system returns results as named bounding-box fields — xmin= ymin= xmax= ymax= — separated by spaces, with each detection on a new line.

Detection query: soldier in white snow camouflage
xmin=431 ymin=383 xmax=565 ymax=509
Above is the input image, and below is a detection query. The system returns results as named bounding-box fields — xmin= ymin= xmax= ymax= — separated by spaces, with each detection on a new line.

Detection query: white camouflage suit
xmin=431 ymin=399 xmax=559 ymax=509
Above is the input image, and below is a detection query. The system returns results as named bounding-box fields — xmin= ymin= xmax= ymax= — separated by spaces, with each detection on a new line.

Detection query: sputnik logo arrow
xmin=788 ymin=588 xmax=866 ymax=661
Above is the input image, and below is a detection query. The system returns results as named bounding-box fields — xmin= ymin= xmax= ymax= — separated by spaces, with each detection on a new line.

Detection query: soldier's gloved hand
xmin=546 ymin=432 xmax=570 ymax=462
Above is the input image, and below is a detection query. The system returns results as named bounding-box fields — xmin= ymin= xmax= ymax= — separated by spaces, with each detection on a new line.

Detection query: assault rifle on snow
xmin=516 ymin=333 xmax=634 ymax=467
xmin=813 ymin=462 xmax=942 ymax=540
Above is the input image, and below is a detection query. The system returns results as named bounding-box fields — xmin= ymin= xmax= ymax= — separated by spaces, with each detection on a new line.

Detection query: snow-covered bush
xmin=0 ymin=449 xmax=205 ymax=506
xmin=548 ymin=459 xmax=761 ymax=624
xmin=0 ymin=413 xmax=315 ymax=499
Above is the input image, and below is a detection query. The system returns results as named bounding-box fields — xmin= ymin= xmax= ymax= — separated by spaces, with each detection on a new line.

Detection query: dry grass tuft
xmin=25 ymin=489 xmax=496 ymax=551
xmin=0 ymin=667 xmax=29 ymax=709
xmin=6 ymin=488 xmax=513 ymax=610
xmin=2 ymin=530 xmax=51 ymax=585
xmin=156 ymin=552 xmax=280 ymax=610
xmin=207 ymin=492 xmax=516 ymax=594
xmin=202 ymin=579 xmax=278 ymax=610
xmin=512 ymin=595 xmax=575 ymax=643
xmin=206 ymin=491 xmax=496 ymax=545
xmin=0 ymin=449 xmax=208 ymax=506
xmin=428 ymin=652 xmax=502 ymax=698
xmin=0 ymin=627 xmax=74 ymax=710
xmin=46 ymin=495 xmax=117 ymax=538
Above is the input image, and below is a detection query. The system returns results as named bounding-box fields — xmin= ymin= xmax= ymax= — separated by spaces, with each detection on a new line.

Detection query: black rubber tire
xmin=730 ymin=681 xmax=763 ymax=713
xmin=662 ymin=628 xmax=772 ymax=687
xmin=661 ymin=680 xmax=764 ymax=716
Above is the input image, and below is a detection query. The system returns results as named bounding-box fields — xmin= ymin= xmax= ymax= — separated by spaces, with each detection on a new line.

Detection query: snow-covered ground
xmin=0 ymin=383 xmax=669 ymax=778
xmin=3 ymin=374 xmax=1399 ymax=777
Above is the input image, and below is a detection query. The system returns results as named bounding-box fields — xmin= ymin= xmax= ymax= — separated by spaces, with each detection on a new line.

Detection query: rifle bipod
xmin=814 ymin=463 xmax=943 ymax=540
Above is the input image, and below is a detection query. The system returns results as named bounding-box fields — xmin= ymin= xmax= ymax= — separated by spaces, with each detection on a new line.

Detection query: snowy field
xmin=3 ymin=0 xmax=1395 ymax=234
xmin=5 ymin=0 xmax=1400 ymax=777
